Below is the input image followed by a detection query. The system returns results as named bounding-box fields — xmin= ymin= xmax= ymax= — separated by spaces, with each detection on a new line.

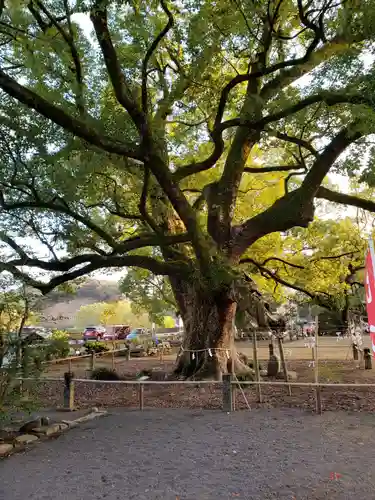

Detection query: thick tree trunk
xmin=172 ymin=282 xmax=252 ymax=380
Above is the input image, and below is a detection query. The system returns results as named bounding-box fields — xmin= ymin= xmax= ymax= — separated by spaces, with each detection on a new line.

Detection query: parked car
xmin=126 ymin=328 xmax=147 ymax=341
xmin=102 ymin=325 xmax=131 ymax=341
xmin=114 ymin=325 xmax=132 ymax=340
xmin=102 ymin=330 xmax=116 ymax=341
xmin=83 ymin=326 xmax=106 ymax=341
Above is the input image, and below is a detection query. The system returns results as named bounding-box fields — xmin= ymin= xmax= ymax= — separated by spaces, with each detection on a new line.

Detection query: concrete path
xmin=1 ymin=408 xmax=375 ymax=499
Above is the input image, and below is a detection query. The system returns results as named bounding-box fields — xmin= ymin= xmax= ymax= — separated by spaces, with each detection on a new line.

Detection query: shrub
xmin=51 ymin=329 xmax=69 ymax=341
xmin=46 ymin=336 xmax=70 ymax=360
xmin=84 ymin=341 xmax=109 ymax=354
xmin=91 ymin=368 xmax=120 ymax=380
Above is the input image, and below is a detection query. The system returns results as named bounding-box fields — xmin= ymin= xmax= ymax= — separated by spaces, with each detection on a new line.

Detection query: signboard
xmin=365 ymin=239 xmax=375 ymax=358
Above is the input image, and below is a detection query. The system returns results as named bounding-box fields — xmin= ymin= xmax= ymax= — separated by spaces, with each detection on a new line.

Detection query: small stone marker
xmin=267 ymin=344 xmax=279 ymax=377
xmin=364 ymin=348 xmax=372 ymax=369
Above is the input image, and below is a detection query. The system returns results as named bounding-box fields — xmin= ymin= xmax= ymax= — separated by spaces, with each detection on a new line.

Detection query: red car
xmin=102 ymin=325 xmax=132 ymax=341
xmin=83 ymin=326 xmax=106 ymax=341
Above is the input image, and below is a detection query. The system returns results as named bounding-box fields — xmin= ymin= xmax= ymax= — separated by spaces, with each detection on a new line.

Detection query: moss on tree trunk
xmin=173 ymin=283 xmax=255 ymax=380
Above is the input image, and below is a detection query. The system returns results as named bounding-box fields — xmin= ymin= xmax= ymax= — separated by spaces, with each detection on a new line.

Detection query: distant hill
xmin=38 ymin=279 xmax=123 ymax=328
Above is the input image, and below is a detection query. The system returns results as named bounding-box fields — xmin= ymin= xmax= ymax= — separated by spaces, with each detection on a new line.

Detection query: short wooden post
xmin=230 ymin=343 xmax=237 ymax=411
xmin=352 ymin=343 xmax=359 ymax=360
xmin=252 ymin=331 xmax=262 ymax=402
xmin=90 ymin=352 xmax=95 ymax=373
xmin=139 ymin=383 xmax=144 ymax=410
xmin=277 ymin=337 xmax=291 ymax=396
xmin=126 ymin=346 xmax=131 ymax=360
xmin=314 ymin=317 xmax=322 ymax=414
xmin=63 ymin=371 xmax=75 ymax=411
xmin=222 ymin=373 xmax=233 ymax=412
xmin=364 ymin=348 xmax=372 ymax=369
xmin=111 ymin=350 xmax=115 ymax=370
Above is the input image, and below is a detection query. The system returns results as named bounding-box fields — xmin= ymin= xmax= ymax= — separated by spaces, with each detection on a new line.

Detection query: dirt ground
xmin=44 ymin=336 xmax=371 ymax=378
xmin=31 ymin=336 xmax=375 ymax=414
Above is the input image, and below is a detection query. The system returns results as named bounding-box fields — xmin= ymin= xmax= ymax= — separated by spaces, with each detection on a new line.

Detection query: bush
xmin=51 ymin=329 xmax=69 ymax=341
xmin=46 ymin=339 xmax=70 ymax=360
xmin=91 ymin=368 xmax=120 ymax=380
xmin=84 ymin=341 xmax=109 ymax=354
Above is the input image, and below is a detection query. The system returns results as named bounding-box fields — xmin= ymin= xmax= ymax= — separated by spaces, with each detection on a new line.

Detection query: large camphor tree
xmin=1 ymin=0 xmax=375 ymax=378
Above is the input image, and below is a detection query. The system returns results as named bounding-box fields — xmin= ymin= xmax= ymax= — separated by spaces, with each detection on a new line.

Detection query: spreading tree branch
xmin=138 ymin=166 xmax=161 ymax=233
xmin=220 ymin=93 xmax=372 ymax=132
xmin=0 ymin=70 xmax=142 ymax=159
xmin=244 ymin=164 xmax=303 ymax=174
xmin=35 ymin=0 xmax=85 ymax=113
xmin=316 ymin=187 xmax=375 ymax=212
xmin=1 ymin=253 xmax=190 ymax=295
xmin=299 ymin=121 xmax=363 ymax=197
xmin=230 ymin=122 xmax=368 ymax=259
xmin=240 ymin=257 xmax=318 ymax=301
xmin=175 ymin=89 xmax=372 ymax=182
xmin=141 ymin=0 xmax=174 ymax=113
xmin=90 ymin=0 xmax=145 ymax=132
xmin=265 ymin=128 xmax=318 ymax=156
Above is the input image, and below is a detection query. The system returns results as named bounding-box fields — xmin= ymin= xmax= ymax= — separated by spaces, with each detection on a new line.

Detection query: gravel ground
xmin=1 ymin=408 xmax=375 ymax=499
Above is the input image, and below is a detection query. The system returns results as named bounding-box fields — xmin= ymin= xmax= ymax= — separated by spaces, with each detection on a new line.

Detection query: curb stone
xmin=15 ymin=434 xmax=39 ymax=445
xmin=0 ymin=443 xmax=13 ymax=457
xmin=0 ymin=408 xmax=108 ymax=459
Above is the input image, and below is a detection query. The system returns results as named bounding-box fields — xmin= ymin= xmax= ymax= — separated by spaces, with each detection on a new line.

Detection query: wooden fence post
xmin=90 ymin=353 xmax=95 ymax=373
xmin=352 ymin=344 xmax=359 ymax=360
xmin=252 ymin=331 xmax=262 ymax=402
xmin=63 ymin=371 xmax=75 ymax=411
xmin=231 ymin=344 xmax=237 ymax=411
xmin=314 ymin=316 xmax=322 ymax=415
xmin=111 ymin=350 xmax=115 ymax=370
xmin=277 ymin=336 xmax=291 ymax=396
xmin=139 ymin=383 xmax=144 ymax=410
xmin=222 ymin=374 xmax=233 ymax=412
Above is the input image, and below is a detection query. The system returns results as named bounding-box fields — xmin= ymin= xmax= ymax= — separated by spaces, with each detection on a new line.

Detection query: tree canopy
xmin=0 ymin=1 xmax=374 ymax=343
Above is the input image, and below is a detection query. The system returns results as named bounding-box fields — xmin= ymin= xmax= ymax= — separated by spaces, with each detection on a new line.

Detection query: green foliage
xmin=244 ymin=216 xmax=367 ymax=312
xmin=51 ymin=329 xmax=69 ymax=341
xmin=44 ymin=331 xmax=70 ymax=360
xmin=120 ymin=269 xmax=176 ymax=325
xmin=163 ymin=316 xmax=175 ymax=328
xmin=0 ymin=334 xmax=53 ymax=417
xmin=90 ymin=367 xmax=120 ymax=381
xmin=84 ymin=341 xmax=109 ymax=355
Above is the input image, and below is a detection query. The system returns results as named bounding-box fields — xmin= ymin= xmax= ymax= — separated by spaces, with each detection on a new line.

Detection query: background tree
xmin=0 ymin=1 xmax=375 ymax=378
xmin=75 ymin=299 xmax=150 ymax=328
